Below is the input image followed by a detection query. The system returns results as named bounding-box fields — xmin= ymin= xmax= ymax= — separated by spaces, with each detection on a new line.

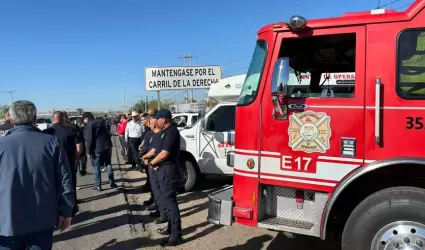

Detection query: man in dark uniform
xmin=43 ymin=111 xmax=81 ymax=217
xmin=83 ymin=112 xmax=118 ymax=191
xmin=147 ymin=109 xmax=182 ymax=247
xmin=141 ymin=114 xmax=168 ymax=224
xmin=0 ymin=108 xmax=13 ymax=137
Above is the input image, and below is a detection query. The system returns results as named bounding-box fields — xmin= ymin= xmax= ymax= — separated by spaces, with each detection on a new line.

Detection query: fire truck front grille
xmin=257 ymin=186 xmax=328 ymax=237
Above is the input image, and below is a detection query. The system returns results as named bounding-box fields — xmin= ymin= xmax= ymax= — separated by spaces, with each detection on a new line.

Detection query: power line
xmin=395 ymin=1 xmax=414 ymax=9
xmin=0 ymin=90 xmax=15 ymax=103
xmin=196 ymin=0 xmax=318 ymax=60
xmin=201 ymin=0 xmax=326 ymax=77
xmin=379 ymin=0 xmax=402 ymax=8
xmin=0 ymin=80 xmax=130 ymax=93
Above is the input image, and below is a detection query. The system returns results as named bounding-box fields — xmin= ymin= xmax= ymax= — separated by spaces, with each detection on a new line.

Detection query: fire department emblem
xmin=288 ymin=111 xmax=331 ymax=153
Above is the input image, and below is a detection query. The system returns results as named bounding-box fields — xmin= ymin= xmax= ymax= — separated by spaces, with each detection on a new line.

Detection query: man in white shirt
xmin=125 ymin=111 xmax=144 ymax=170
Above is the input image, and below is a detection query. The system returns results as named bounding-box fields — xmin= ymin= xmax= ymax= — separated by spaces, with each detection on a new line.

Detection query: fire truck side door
xmin=260 ymin=26 xmax=366 ymax=192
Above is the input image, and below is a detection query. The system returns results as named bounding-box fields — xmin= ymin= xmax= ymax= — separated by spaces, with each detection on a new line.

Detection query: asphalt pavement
xmin=52 ymin=134 xmax=147 ymax=250
xmin=51 ymin=128 xmax=341 ymax=250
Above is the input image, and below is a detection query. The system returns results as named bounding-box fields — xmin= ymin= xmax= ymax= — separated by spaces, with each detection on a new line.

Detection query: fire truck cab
xmin=208 ymin=2 xmax=425 ymax=249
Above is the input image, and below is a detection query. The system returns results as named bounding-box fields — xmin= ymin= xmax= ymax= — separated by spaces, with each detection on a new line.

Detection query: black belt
xmin=157 ymin=161 xmax=177 ymax=167
xmin=128 ymin=137 xmax=141 ymax=139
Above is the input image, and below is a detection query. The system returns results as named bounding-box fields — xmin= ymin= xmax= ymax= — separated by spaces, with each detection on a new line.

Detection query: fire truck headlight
xmin=287 ymin=15 xmax=307 ymax=30
xmin=247 ymin=158 xmax=255 ymax=169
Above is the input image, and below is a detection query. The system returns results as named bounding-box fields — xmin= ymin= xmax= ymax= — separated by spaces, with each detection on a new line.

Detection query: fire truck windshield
xmin=237 ymin=40 xmax=268 ymax=106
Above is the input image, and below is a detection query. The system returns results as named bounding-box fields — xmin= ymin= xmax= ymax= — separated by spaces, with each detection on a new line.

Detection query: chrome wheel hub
xmin=371 ymin=221 xmax=425 ymax=250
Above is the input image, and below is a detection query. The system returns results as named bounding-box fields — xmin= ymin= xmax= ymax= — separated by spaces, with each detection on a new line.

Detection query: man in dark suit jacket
xmin=83 ymin=112 xmax=117 ymax=191
xmin=0 ymin=100 xmax=74 ymax=249
xmin=43 ymin=111 xmax=82 ymax=217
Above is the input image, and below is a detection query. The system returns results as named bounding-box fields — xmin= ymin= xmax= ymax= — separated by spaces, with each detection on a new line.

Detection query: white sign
xmin=170 ymin=102 xmax=205 ymax=113
xmin=287 ymin=72 xmax=355 ymax=86
xmin=145 ymin=66 xmax=222 ymax=91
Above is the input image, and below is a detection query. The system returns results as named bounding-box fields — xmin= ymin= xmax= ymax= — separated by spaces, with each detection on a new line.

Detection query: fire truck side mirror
xmin=271 ymin=57 xmax=290 ymax=120
xmin=272 ymin=57 xmax=290 ymax=96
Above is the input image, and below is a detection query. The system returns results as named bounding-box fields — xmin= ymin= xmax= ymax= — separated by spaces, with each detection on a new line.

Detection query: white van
xmin=178 ymin=74 xmax=245 ymax=191
xmin=172 ymin=113 xmax=199 ymax=131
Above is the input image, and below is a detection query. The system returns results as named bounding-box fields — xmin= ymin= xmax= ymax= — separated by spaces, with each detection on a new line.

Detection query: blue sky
xmin=0 ymin=0 xmax=413 ymax=112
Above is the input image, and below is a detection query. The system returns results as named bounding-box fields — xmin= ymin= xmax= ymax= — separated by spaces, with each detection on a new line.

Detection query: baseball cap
xmin=82 ymin=112 xmax=93 ymax=119
xmin=154 ymin=109 xmax=172 ymax=119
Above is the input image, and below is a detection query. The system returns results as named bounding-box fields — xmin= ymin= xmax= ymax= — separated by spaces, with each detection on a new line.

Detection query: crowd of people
xmin=0 ymin=100 xmax=183 ymax=249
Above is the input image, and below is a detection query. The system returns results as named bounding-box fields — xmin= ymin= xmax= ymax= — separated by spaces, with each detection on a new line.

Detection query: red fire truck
xmin=207 ymin=1 xmax=425 ymax=249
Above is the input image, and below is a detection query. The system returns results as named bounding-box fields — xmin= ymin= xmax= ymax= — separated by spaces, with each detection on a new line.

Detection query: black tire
xmin=342 ymin=186 xmax=425 ymax=250
xmin=178 ymin=155 xmax=198 ymax=192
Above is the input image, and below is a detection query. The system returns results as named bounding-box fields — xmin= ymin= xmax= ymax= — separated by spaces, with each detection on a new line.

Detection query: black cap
xmin=82 ymin=112 xmax=93 ymax=119
xmin=154 ymin=109 xmax=172 ymax=119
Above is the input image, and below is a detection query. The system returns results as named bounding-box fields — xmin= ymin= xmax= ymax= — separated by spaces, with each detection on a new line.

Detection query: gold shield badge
xmin=288 ymin=111 xmax=331 ymax=153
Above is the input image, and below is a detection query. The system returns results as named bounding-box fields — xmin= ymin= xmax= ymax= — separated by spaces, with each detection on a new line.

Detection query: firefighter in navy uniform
xmin=141 ymin=113 xmax=168 ymax=224
xmin=147 ymin=109 xmax=182 ymax=247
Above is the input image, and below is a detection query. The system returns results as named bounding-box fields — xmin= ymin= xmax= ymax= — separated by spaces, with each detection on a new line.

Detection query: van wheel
xmin=342 ymin=186 xmax=425 ymax=250
xmin=178 ymin=155 xmax=198 ymax=192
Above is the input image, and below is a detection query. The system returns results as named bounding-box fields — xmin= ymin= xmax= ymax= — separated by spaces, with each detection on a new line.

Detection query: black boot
xmin=143 ymin=197 xmax=154 ymax=206
xmin=140 ymin=185 xmax=150 ymax=193
xmin=157 ymin=227 xmax=170 ymax=236
xmin=147 ymin=203 xmax=157 ymax=211
xmin=160 ymin=235 xmax=183 ymax=247
xmin=149 ymin=210 xmax=160 ymax=218
xmin=155 ymin=216 xmax=168 ymax=224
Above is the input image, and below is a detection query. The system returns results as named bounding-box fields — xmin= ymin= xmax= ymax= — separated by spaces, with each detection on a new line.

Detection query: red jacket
xmin=117 ymin=120 xmax=127 ymax=135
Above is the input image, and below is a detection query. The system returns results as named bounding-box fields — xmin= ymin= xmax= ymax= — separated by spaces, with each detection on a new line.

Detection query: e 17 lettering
xmin=406 ymin=117 xmax=424 ymax=130
xmin=281 ymin=156 xmax=312 ymax=172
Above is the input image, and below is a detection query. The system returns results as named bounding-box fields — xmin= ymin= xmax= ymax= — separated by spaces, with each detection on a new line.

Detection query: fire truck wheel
xmin=341 ymin=186 xmax=425 ymax=250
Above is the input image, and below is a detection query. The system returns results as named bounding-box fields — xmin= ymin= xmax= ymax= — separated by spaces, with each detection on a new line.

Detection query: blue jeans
xmin=0 ymin=228 xmax=54 ymax=250
xmin=92 ymin=149 xmax=115 ymax=186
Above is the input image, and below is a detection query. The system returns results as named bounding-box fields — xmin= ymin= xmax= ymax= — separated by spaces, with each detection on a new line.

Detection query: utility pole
xmin=178 ymin=54 xmax=188 ymax=103
xmin=157 ymin=91 xmax=160 ymax=110
xmin=123 ymin=90 xmax=126 ymax=113
xmin=121 ymin=72 xmax=126 ymax=113
xmin=178 ymin=54 xmax=197 ymax=103
xmin=145 ymin=96 xmax=148 ymax=112
xmin=0 ymin=91 xmax=15 ymax=104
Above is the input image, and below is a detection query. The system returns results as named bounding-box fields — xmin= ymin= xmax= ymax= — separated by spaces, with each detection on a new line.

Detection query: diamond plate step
xmin=258 ymin=217 xmax=317 ymax=236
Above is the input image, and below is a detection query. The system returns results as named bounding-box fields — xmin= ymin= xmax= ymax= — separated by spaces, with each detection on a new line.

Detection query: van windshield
xmin=237 ymin=40 xmax=268 ymax=106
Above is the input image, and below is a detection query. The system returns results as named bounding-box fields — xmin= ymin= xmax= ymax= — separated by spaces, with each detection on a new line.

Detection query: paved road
xmin=52 ymin=130 xmax=341 ymax=249
xmin=52 ymin=134 xmax=146 ymax=250
xmin=126 ymin=170 xmax=342 ymax=250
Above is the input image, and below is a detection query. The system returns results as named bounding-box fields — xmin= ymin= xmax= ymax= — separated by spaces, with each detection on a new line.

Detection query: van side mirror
xmin=200 ymin=119 xmax=206 ymax=131
xmin=227 ymin=130 xmax=235 ymax=145
xmin=271 ymin=57 xmax=290 ymax=120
